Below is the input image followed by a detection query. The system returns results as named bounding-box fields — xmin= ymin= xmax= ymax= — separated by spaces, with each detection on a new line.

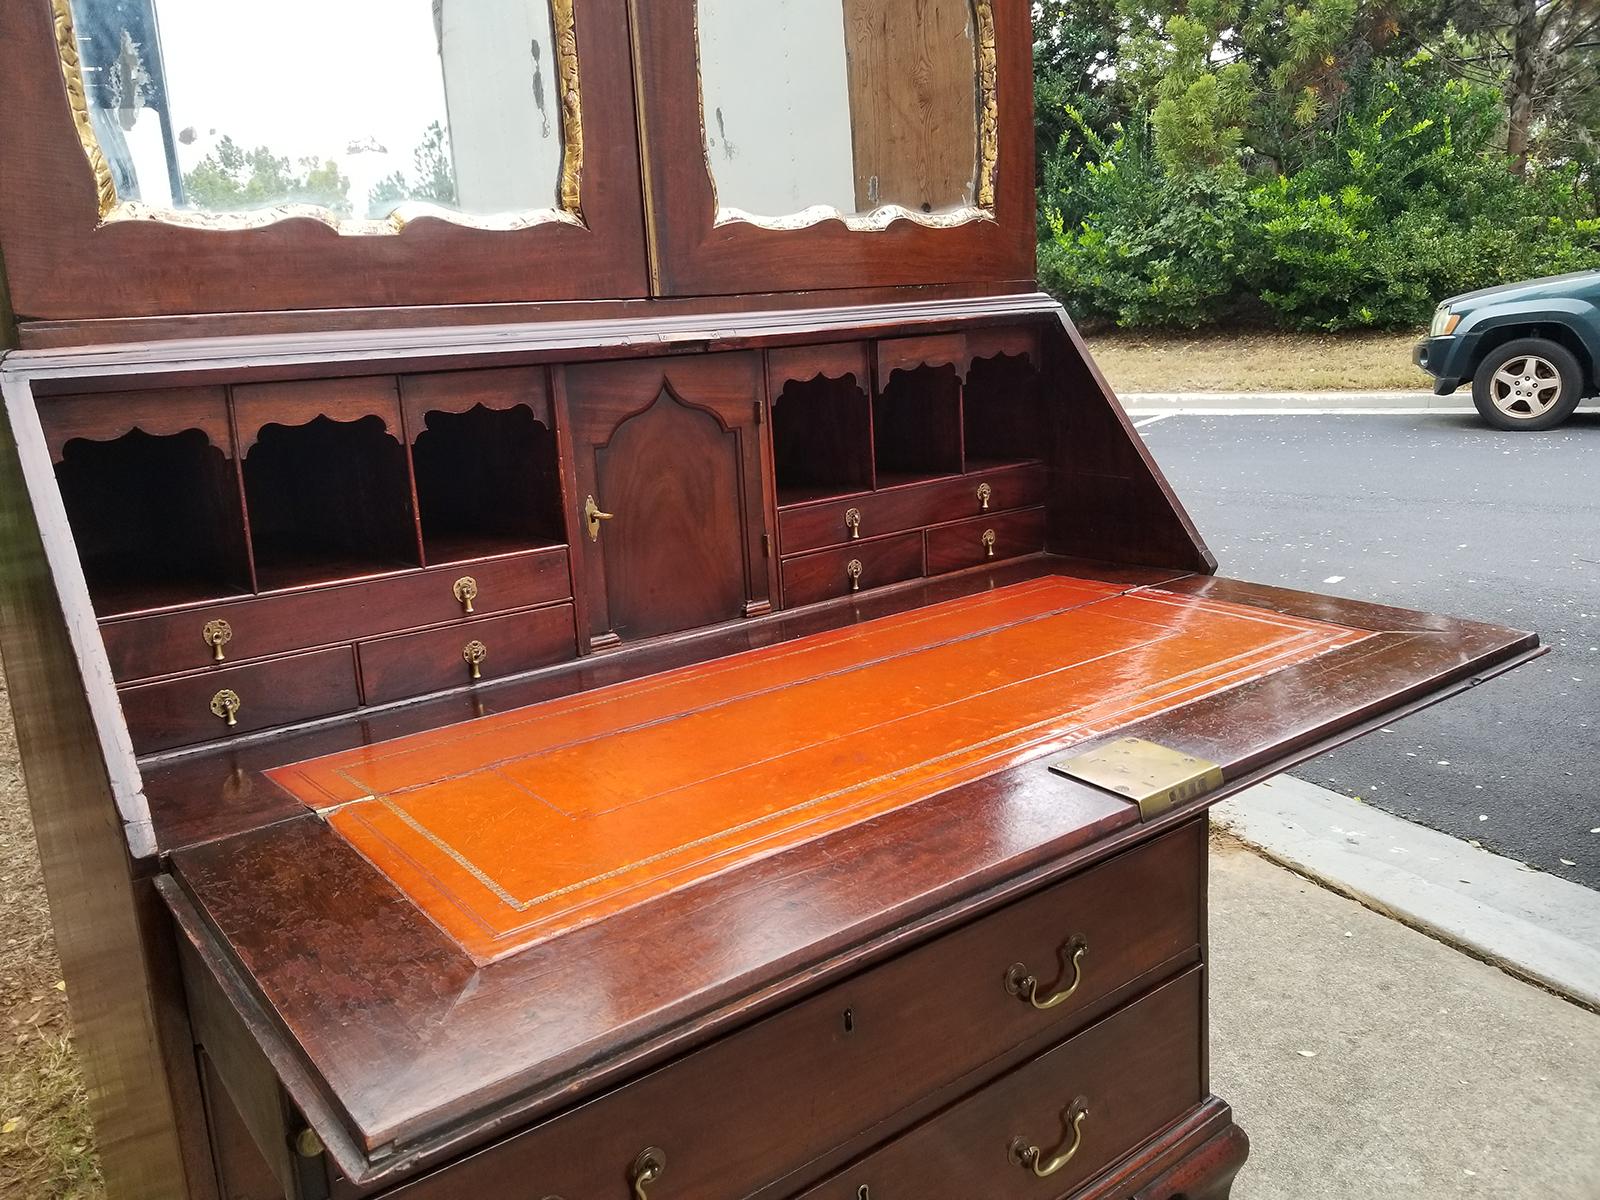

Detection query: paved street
xmin=1137 ymin=411 xmax=1600 ymax=889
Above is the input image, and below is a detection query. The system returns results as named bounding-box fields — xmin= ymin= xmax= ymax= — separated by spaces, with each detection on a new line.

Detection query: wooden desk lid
xmin=162 ymin=565 xmax=1538 ymax=1178
xmin=269 ymin=576 xmax=1367 ymax=963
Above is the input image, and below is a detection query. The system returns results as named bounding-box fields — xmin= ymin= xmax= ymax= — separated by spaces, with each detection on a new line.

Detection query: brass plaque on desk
xmin=1051 ymin=737 xmax=1223 ymax=821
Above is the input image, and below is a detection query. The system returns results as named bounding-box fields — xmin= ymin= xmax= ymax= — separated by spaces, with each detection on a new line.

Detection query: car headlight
xmin=1431 ymin=306 xmax=1462 ymax=337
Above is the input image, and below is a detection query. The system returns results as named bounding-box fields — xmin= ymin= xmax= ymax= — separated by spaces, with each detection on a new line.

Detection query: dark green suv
xmin=1414 ymin=269 xmax=1600 ymax=430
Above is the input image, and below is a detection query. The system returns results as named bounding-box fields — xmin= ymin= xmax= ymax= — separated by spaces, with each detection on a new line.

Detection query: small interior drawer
xmin=376 ymin=825 xmax=1202 ymax=1200
xmin=926 ymin=507 xmax=1047 ymax=576
xmin=357 ymin=603 xmax=578 ymax=705
xmin=120 ymin=647 xmax=360 ymax=755
xmin=778 ymin=464 xmax=1045 ymax=555
xmin=100 ymin=549 xmax=571 ymax=683
xmin=796 ymin=966 xmax=1205 ymax=1200
xmin=781 ymin=532 xmax=925 ymax=608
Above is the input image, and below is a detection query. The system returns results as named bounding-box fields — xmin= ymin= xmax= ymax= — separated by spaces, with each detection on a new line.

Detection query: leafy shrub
xmin=1038 ymin=63 xmax=1600 ymax=330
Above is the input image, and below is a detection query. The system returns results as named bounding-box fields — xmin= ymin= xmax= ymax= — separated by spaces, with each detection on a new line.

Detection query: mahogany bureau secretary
xmin=0 ymin=1 xmax=1538 ymax=1198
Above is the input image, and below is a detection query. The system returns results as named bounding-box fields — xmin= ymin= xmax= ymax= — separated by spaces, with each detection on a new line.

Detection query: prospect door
xmin=564 ymin=355 xmax=771 ymax=646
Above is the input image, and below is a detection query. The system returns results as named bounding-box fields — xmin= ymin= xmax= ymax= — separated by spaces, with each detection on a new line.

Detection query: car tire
xmin=1471 ymin=338 xmax=1585 ymax=431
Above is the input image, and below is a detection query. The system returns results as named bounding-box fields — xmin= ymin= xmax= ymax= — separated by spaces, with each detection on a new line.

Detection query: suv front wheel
xmin=1472 ymin=337 xmax=1585 ymax=431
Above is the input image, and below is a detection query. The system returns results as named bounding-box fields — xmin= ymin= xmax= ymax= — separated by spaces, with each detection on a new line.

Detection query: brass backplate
xmin=1050 ymin=737 xmax=1223 ymax=820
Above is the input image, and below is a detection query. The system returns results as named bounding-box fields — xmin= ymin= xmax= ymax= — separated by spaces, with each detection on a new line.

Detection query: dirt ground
xmin=0 ymin=676 xmax=103 ymax=1199
xmin=1086 ymin=329 xmax=1431 ymax=393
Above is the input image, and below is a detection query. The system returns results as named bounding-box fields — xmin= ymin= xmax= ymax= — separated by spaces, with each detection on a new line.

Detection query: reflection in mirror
xmin=61 ymin=0 xmax=577 ymax=229
xmin=697 ymin=0 xmax=991 ymax=227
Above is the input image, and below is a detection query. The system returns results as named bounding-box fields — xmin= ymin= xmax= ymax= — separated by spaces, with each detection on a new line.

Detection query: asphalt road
xmin=1137 ymin=410 xmax=1600 ymax=890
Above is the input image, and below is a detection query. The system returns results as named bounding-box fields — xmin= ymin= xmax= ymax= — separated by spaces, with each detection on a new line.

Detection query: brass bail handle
xmin=585 ymin=494 xmax=616 ymax=541
xmin=630 ymin=1147 xmax=667 ymax=1200
xmin=202 ymin=618 xmax=233 ymax=663
xmin=1010 ymin=1096 xmax=1090 ymax=1179
xmin=1005 ymin=934 xmax=1089 ymax=1010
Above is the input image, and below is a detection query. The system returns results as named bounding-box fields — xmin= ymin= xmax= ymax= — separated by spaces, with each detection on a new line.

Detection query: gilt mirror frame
xmin=0 ymin=0 xmax=648 ymax=325
xmin=630 ymin=0 xmax=1036 ymax=298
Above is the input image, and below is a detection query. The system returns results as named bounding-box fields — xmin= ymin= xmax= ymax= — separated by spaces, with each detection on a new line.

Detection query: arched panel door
xmin=563 ymin=355 xmax=771 ymax=647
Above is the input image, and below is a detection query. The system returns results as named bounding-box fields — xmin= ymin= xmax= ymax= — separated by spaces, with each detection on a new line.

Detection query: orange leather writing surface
xmin=269 ymin=578 xmax=1370 ymax=963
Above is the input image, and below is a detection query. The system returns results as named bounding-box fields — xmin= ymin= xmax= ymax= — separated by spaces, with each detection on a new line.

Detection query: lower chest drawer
xmin=780 ymin=532 xmax=925 ymax=608
xmin=357 ymin=604 xmax=578 ymax=705
xmin=797 ymin=967 xmax=1205 ymax=1200
xmin=926 ymin=507 xmax=1047 ymax=576
xmin=120 ymin=647 xmax=360 ymax=754
xmin=378 ymin=824 xmax=1202 ymax=1200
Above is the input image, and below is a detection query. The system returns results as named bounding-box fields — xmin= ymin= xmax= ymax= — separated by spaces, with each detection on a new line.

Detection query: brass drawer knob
xmin=982 ymin=528 xmax=998 ymax=559
xmin=1005 ymin=935 xmax=1088 ymax=1010
xmin=844 ymin=507 xmax=863 ymax=540
xmin=453 ymin=576 xmax=479 ymax=615
xmin=202 ymin=618 xmax=233 ymax=663
xmin=463 ymin=640 xmax=488 ymax=681
xmin=846 ymin=559 xmax=864 ymax=593
xmin=630 ymin=1147 xmax=666 ymax=1200
xmin=977 ymin=482 xmax=993 ymax=510
xmin=1010 ymin=1096 xmax=1090 ymax=1178
xmin=209 ymin=689 xmax=241 ymax=728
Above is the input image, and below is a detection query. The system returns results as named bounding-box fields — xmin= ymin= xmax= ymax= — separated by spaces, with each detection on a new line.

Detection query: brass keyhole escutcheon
xmin=453 ymin=576 xmax=479 ymax=615
xmin=977 ymin=482 xmax=993 ymax=511
xmin=982 ymin=528 xmax=998 ymax=559
xmin=846 ymin=559 xmax=864 ymax=593
xmin=462 ymin=640 xmax=488 ymax=681
xmin=630 ymin=1147 xmax=667 ymax=1200
xmin=202 ymin=619 xmax=233 ymax=663
xmin=209 ymin=689 xmax=241 ymax=728
xmin=845 ymin=507 xmax=863 ymax=540
xmin=585 ymin=494 xmax=615 ymax=541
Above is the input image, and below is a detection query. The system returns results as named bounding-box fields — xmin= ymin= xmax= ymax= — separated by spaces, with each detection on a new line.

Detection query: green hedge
xmin=1039 ymin=68 xmax=1600 ymax=330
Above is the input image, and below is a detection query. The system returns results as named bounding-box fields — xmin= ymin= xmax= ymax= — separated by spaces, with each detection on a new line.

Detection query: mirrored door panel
xmin=698 ymin=0 xmax=985 ymax=226
xmin=64 ymin=0 xmax=573 ymax=230
xmin=1 ymin=0 xmax=645 ymax=319
xmin=633 ymin=0 xmax=1033 ymax=297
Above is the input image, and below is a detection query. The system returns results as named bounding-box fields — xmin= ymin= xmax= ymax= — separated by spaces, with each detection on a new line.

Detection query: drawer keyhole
xmin=843 ymin=1008 xmax=855 ymax=1034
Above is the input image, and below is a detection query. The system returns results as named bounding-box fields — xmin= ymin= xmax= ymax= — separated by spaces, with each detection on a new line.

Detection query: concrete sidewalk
xmin=1211 ymin=842 xmax=1600 ymax=1199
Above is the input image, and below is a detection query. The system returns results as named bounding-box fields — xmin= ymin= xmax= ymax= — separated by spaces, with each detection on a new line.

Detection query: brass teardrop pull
xmin=209 ymin=689 xmax=241 ymax=728
xmin=982 ymin=528 xmax=998 ymax=559
xmin=846 ymin=559 xmax=864 ymax=593
xmin=977 ymin=482 xmax=993 ymax=511
xmin=845 ymin=508 xmax=863 ymax=540
xmin=453 ymin=576 xmax=479 ymax=615
xmin=462 ymin=640 xmax=488 ymax=681
xmin=630 ymin=1147 xmax=666 ymax=1200
xmin=202 ymin=618 xmax=233 ymax=663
